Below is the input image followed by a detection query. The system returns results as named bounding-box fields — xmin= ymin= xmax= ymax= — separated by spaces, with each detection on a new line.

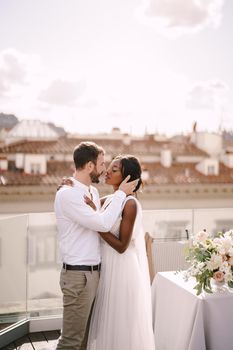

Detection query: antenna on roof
xmin=192 ymin=121 xmax=197 ymax=133
xmin=218 ymin=107 xmax=224 ymax=133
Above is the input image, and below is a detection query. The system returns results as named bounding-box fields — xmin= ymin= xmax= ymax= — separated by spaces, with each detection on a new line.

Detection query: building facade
xmin=0 ymin=125 xmax=233 ymax=212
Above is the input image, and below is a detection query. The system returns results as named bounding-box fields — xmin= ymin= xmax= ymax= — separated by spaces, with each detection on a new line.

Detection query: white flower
xmin=183 ymin=270 xmax=190 ymax=282
xmin=224 ymin=271 xmax=233 ymax=283
xmin=206 ymin=254 xmax=223 ymax=271
xmin=189 ymin=266 xmax=199 ymax=276
xmin=196 ymin=262 xmax=205 ymax=271
xmin=228 ymin=248 xmax=233 ymax=257
xmin=193 ymin=230 xmax=209 ymax=245
xmin=224 ymin=230 xmax=233 ymax=238
xmin=218 ymin=237 xmax=233 ymax=255
xmin=228 ymin=257 xmax=233 ymax=266
xmin=219 ymin=261 xmax=230 ymax=273
xmin=184 ymin=229 xmax=233 ymax=295
xmin=213 ymin=237 xmax=222 ymax=245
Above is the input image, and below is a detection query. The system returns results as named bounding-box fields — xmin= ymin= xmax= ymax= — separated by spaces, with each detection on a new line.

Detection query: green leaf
xmin=194 ymin=283 xmax=203 ymax=295
xmin=203 ymin=286 xmax=213 ymax=294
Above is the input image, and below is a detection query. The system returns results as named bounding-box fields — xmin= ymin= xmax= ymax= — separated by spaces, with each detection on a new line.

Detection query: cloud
xmin=186 ymin=80 xmax=228 ymax=110
xmin=80 ymin=99 xmax=99 ymax=109
xmin=0 ymin=49 xmax=27 ymax=96
xmin=38 ymin=79 xmax=86 ymax=106
xmin=135 ymin=0 xmax=224 ymax=36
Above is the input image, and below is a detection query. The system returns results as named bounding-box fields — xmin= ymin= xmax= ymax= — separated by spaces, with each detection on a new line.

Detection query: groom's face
xmin=90 ymin=153 xmax=106 ymax=183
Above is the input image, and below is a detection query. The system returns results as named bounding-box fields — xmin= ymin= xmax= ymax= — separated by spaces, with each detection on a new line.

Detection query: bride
xmin=86 ymin=155 xmax=155 ymax=350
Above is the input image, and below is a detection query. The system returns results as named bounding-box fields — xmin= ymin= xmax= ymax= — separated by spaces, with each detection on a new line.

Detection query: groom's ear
xmin=86 ymin=161 xmax=95 ymax=173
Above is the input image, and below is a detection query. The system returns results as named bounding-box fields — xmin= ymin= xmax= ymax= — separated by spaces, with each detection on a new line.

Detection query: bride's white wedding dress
xmin=87 ymin=195 xmax=155 ymax=350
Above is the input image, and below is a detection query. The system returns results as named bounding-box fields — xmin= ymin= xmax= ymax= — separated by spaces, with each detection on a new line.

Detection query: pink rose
xmin=213 ymin=271 xmax=225 ymax=282
xmin=228 ymin=257 xmax=233 ymax=266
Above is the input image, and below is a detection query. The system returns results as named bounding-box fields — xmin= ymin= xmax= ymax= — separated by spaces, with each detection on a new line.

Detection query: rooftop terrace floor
xmin=2 ymin=330 xmax=60 ymax=350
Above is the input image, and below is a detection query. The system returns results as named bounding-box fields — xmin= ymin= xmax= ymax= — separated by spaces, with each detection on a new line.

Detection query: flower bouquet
xmin=184 ymin=229 xmax=233 ymax=295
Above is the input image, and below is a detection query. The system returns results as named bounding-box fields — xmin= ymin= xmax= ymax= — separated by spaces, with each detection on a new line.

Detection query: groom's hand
xmin=119 ymin=175 xmax=139 ymax=195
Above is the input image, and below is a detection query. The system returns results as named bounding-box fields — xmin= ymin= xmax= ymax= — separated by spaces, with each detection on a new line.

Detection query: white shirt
xmin=54 ymin=178 xmax=126 ymax=265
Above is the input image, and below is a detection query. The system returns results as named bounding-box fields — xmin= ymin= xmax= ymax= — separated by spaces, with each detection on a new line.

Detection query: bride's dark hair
xmin=114 ymin=155 xmax=142 ymax=192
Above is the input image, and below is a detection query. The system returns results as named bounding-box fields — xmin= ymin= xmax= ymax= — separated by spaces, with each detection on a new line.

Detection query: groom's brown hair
xmin=73 ymin=141 xmax=104 ymax=169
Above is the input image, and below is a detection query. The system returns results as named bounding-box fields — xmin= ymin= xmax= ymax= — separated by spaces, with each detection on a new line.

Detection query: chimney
xmin=123 ymin=133 xmax=131 ymax=146
xmin=160 ymin=148 xmax=172 ymax=168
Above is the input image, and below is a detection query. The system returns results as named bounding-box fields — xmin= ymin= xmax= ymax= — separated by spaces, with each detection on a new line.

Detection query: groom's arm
xmin=56 ymin=188 xmax=124 ymax=232
xmin=56 ymin=178 xmax=138 ymax=232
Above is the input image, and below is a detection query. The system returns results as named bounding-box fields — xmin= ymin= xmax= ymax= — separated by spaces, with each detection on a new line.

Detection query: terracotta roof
xmin=169 ymin=142 xmax=207 ymax=157
xmin=0 ymin=140 xmax=57 ymax=154
xmin=47 ymin=161 xmax=75 ymax=175
xmin=224 ymin=140 xmax=233 ymax=152
xmin=0 ymin=171 xmax=44 ymax=185
xmin=0 ymin=138 xmax=124 ymax=155
xmin=0 ymin=136 xmax=208 ymax=157
xmin=0 ymin=136 xmax=231 ymax=187
xmin=142 ymin=162 xmax=233 ymax=185
xmin=1 ymin=161 xmax=233 ymax=186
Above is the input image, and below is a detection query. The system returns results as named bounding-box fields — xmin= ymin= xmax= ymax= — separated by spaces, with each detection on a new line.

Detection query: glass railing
xmin=0 ymin=208 xmax=233 ymax=336
xmin=193 ymin=208 xmax=233 ymax=236
xmin=143 ymin=209 xmax=192 ymax=241
xmin=27 ymin=213 xmax=62 ymax=319
xmin=143 ymin=209 xmax=193 ymax=274
xmin=0 ymin=215 xmax=28 ymax=331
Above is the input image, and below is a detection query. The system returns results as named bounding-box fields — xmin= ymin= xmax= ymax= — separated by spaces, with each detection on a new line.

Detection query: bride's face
xmin=105 ymin=159 xmax=123 ymax=187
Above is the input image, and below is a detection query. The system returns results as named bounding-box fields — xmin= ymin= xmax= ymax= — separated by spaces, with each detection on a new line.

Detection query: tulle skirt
xmin=87 ymin=241 xmax=155 ymax=350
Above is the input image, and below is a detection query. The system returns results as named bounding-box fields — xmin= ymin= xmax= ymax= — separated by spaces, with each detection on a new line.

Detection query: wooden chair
xmin=145 ymin=232 xmax=155 ymax=284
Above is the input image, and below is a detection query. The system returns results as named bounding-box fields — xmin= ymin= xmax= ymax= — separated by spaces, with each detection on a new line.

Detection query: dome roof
xmin=8 ymin=120 xmax=58 ymax=139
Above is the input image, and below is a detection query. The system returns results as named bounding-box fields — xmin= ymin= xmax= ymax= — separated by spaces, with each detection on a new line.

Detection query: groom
xmin=55 ymin=141 xmax=137 ymax=350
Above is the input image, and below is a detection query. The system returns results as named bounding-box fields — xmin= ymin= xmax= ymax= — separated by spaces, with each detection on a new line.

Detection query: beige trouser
xmin=56 ymin=268 xmax=99 ymax=350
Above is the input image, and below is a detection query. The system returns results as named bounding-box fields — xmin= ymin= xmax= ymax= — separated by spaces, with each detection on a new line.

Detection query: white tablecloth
xmin=152 ymin=271 xmax=233 ymax=350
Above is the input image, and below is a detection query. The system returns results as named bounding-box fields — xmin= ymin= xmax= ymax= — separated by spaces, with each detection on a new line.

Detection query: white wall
xmin=16 ymin=153 xmax=24 ymax=169
xmin=196 ymin=158 xmax=219 ymax=175
xmin=123 ymin=134 xmax=131 ymax=145
xmin=221 ymin=154 xmax=233 ymax=168
xmin=160 ymin=149 xmax=172 ymax=167
xmin=176 ymin=156 xmax=204 ymax=163
xmin=141 ymin=155 xmax=160 ymax=163
xmin=0 ymin=159 xmax=8 ymax=170
xmin=24 ymin=154 xmax=47 ymax=174
xmin=192 ymin=132 xmax=222 ymax=156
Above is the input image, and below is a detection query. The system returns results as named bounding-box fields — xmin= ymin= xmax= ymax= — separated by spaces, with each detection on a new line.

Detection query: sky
xmin=0 ymin=0 xmax=233 ymax=136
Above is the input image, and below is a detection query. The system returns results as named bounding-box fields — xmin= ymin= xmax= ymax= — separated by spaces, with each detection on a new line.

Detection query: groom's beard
xmin=90 ymin=168 xmax=102 ymax=184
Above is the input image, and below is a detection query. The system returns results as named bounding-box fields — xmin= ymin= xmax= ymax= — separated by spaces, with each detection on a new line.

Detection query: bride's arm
xmin=99 ymin=199 xmax=137 ymax=254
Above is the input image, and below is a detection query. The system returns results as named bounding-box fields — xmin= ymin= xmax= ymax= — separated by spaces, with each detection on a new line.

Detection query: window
xmin=31 ymin=163 xmax=41 ymax=174
xmin=207 ymin=165 xmax=215 ymax=175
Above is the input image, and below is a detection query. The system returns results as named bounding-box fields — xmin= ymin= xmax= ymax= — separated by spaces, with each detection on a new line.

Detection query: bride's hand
xmin=57 ymin=177 xmax=74 ymax=191
xmin=84 ymin=195 xmax=97 ymax=211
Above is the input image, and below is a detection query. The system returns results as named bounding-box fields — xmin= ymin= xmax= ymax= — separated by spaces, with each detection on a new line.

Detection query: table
xmin=152 ymin=271 xmax=233 ymax=350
